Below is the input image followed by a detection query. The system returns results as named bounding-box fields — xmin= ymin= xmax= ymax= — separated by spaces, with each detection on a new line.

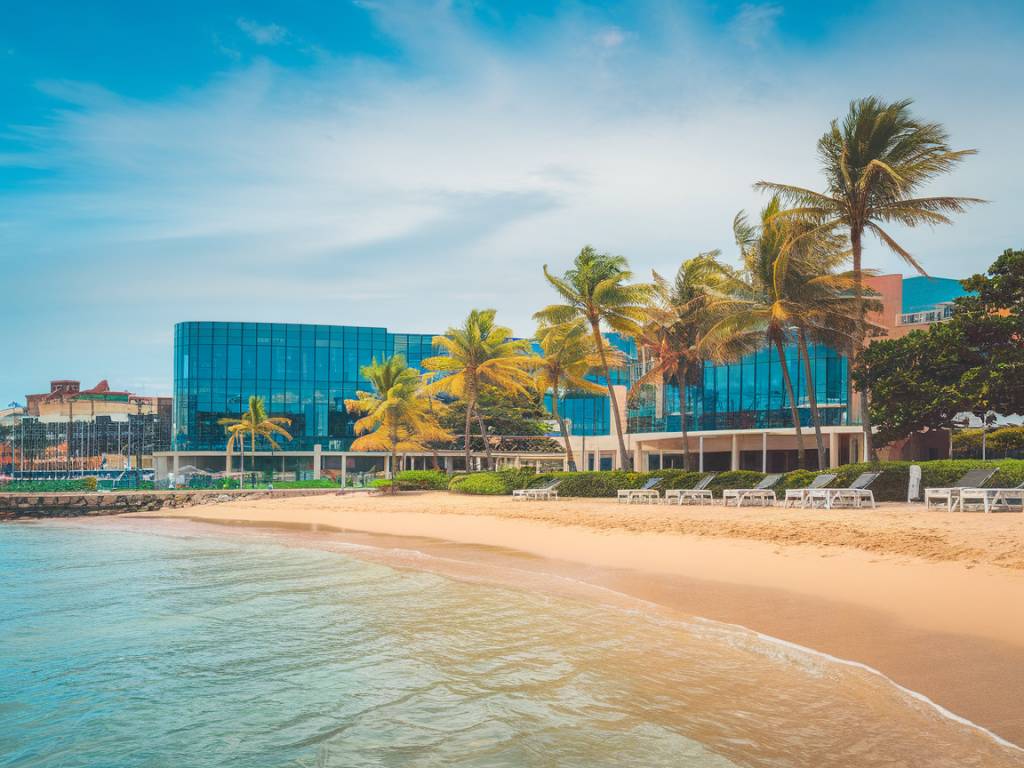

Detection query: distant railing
xmin=897 ymin=303 xmax=955 ymax=326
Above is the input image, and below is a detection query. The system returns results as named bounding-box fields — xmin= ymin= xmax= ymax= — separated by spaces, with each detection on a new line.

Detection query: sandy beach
xmin=140 ymin=491 xmax=1024 ymax=746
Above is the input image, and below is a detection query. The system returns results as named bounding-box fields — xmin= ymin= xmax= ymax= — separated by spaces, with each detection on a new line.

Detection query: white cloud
xmin=236 ymin=18 xmax=288 ymax=46
xmin=729 ymin=3 xmax=783 ymax=49
xmin=595 ymin=26 xmax=626 ymax=48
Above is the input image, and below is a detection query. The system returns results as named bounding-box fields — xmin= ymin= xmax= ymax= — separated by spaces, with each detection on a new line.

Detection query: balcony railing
xmin=897 ymin=303 xmax=955 ymax=326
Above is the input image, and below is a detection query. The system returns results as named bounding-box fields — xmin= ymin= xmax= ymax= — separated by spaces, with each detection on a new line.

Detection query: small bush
xmin=271 ymin=478 xmax=340 ymax=489
xmin=393 ymin=470 xmax=450 ymax=490
xmin=0 ymin=479 xmax=96 ymax=493
xmin=448 ymin=473 xmax=509 ymax=495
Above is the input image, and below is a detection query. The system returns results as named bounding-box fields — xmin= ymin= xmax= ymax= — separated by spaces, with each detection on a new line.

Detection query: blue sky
xmin=2 ymin=0 xmax=1023 ymax=404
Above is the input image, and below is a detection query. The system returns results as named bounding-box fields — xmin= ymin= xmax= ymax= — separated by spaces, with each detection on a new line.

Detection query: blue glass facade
xmin=173 ymin=322 xmax=439 ymax=452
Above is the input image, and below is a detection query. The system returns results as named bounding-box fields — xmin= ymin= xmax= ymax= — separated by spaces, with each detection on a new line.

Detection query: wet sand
xmin=135 ymin=491 xmax=1024 ymax=746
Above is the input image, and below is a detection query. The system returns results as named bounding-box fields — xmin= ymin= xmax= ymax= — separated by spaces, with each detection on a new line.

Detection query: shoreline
xmin=106 ymin=492 xmax=1024 ymax=745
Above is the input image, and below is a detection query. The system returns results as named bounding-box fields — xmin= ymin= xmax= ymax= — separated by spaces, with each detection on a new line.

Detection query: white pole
xmin=699 ymin=435 xmax=704 ymax=473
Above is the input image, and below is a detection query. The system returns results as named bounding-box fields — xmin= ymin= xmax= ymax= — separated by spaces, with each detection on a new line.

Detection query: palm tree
xmin=218 ymin=395 xmax=292 ymax=487
xmin=534 ymin=319 xmax=624 ymax=470
xmin=631 ymin=253 xmax=754 ymax=469
xmin=344 ymin=355 xmax=451 ymax=494
xmin=422 ymin=309 xmax=537 ymax=471
xmin=756 ymin=96 xmax=982 ymax=460
xmin=535 ymin=247 xmax=653 ymax=470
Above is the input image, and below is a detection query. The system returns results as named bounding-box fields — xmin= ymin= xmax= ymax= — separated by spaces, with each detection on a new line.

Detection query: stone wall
xmin=0 ymin=488 xmax=340 ymax=520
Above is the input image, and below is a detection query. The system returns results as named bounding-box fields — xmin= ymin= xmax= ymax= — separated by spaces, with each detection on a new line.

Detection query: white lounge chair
xmin=512 ymin=479 xmax=561 ymax=501
xmin=807 ymin=471 xmax=881 ymax=510
xmin=783 ymin=473 xmax=837 ymax=508
xmin=664 ymin=474 xmax=716 ymax=505
xmin=617 ymin=476 xmax=663 ymax=504
xmin=722 ymin=474 xmax=783 ymax=507
xmin=924 ymin=468 xmax=999 ymax=511
xmin=957 ymin=481 xmax=1024 ymax=513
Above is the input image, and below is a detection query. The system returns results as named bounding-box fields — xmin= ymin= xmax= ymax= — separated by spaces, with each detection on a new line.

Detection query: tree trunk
xmin=798 ymin=328 xmax=827 ymax=470
xmin=589 ymin=320 xmax=631 ymax=470
xmin=551 ymin=385 xmax=576 ymax=471
xmin=390 ymin=424 xmax=398 ymax=495
xmin=474 ymin=405 xmax=494 ymax=470
xmin=851 ymin=229 xmax=878 ymax=462
xmin=675 ymin=365 xmax=692 ymax=471
xmin=463 ymin=394 xmax=474 ymax=471
xmin=774 ymin=336 xmax=806 ymax=469
xmin=249 ymin=431 xmax=255 ymax=488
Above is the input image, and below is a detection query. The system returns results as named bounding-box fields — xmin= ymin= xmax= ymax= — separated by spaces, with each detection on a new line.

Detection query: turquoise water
xmin=1 ymin=522 xmax=1022 ymax=768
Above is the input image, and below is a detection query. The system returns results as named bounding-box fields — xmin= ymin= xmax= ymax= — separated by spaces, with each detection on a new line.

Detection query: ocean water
xmin=1 ymin=522 xmax=1021 ymax=768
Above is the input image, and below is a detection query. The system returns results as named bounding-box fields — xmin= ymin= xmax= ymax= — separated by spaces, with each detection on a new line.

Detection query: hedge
xmin=952 ymin=427 xmax=1024 ymax=458
xmin=446 ymin=459 xmax=1024 ymax=501
xmin=0 ymin=478 xmax=97 ymax=493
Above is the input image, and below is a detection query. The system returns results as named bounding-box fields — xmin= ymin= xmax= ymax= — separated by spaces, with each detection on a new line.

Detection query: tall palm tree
xmin=535 ymin=247 xmax=653 ymax=470
xmin=345 ymin=355 xmax=451 ymax=494
xmin=422 ymin=309 xmax=537 ymax=470
xmin=534 ymin=319 xmax=624 ymax=471
xmin=219 ymin=395 xmax=292 ymax=487
xmin=631 ymin=253 xmax=755 ymax=469
xmin=756 ymin=96 xmax=982 ymax=460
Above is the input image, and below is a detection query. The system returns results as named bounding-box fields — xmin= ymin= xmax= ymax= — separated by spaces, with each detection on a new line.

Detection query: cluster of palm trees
xmin=225 ymin=97 xmax=979 ymax=479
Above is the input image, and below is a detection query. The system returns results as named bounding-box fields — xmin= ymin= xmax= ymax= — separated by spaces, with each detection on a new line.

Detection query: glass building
xmin=173 ymin=322 xmax=439 ymax=453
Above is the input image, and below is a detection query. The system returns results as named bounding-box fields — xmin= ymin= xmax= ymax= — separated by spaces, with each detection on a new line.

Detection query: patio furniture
xmin=783 ymin=474 xmax=837 ymax=508
xmin=924 ymin=468 xmax=999 ymax=511
xmin=957 ymin=481 xmax=1024 ymax=513
xmin=664 ymin=474 xmax=716 ymax=505
xmin=807 ymin=472 xmax=882 ymax=510
xmin=617 ymin=476 xmax=664 ymax=504
xmin=512 ymin=479 xmax=561 ymax=501
xmin=722 ymin=474 xmax=783 ymax=507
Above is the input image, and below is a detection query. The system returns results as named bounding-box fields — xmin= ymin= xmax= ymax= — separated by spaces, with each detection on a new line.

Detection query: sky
xmin=2 ymin=0 xmax=1023 ymax=404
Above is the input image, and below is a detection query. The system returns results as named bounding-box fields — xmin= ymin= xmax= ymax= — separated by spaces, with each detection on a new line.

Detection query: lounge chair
xmin=512 ymin=479 xmax=561 ymax=501
xmin=722 ymin=474 xmax=783 ymax=507
xmin=783 ymin=473 xmax=838 ymax=508
xmin=664 ymin=473 xmax=716 ymax=505
xmin=807 ymin=471 xmax=881 ymax=510
xmin=923 ymin=468 xmax=999 ymax=511
xmin=617 ymin=476 xmax=663 ymax=504
xmin=957 ymin=481 xmax=1024 ymax=513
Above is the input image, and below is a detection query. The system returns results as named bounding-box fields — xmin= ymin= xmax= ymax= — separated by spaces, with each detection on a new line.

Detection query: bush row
xmin=446 ymin=459 xmax=1024 ymax=501
xmin=0 ymin=478 xmax=98 ymax=493
xmin=952 ymin=427 xmax=1024 ymax=458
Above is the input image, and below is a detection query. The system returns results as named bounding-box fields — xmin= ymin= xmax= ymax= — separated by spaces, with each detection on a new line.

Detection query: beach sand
xmin=139 ymin=491 xmax=1024 ymax=746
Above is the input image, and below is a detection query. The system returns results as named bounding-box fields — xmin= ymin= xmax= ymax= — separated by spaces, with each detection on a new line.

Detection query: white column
xmin=730 ymin=434 xmax=740 ymax=471
xmin=340 ymin=454 xmax=347 ymax=488
xmin=863 ymin=432 xmax=869 ymax=463
xmin=172 ymin=452 xmax=180 ymax=476
xmin=761 ymin=432 xmax=768 ymax=472
xmin=698 ymin=436 xmax=704 ymax=473
xmin=632 ymin=445 xmax=643 ymax=472
xmin=658 ymin=448 xmax=664 ymax=471
xmin=829 ymin=431 xmax=840 ymax=468
xmin=313 ymin=444 xmax=322 ymax=480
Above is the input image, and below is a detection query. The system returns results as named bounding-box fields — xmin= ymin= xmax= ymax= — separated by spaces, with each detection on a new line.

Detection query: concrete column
xmin=172 ymin=452 xmax=180 ymax=477
xmin=829 ymin=431 xmax=840 ymax=468
xmin=385 ymin=454 xmax=392 ymax=478
xmin=863 ymin=432 xmax=869 ymax=463
xmin=340 ymin=454 xmax=347 ymax=489
xmin=313 ymin=444 xmax=322 ymax=480
xmin=632 ymin=445 xmax=643 ymax=472
xmin=730 ymin=434 xmax=740 ymax=471
xmin=762 ymin=432 xmax=768 ymax=472
xmin=699 ymin=436 xmax=704 ymax=473
xmin=658 ymin=449 xmax=664 ymax=471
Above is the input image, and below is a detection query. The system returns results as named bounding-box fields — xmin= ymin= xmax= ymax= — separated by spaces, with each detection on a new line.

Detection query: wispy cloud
xmin=729 ymin=3 xmax=783 ymax=49
xmin=236 ymin=18 xmax=288 ymax=46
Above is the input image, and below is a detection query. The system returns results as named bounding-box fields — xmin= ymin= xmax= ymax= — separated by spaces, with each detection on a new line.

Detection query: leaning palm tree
xmin=534 ymin=319 xmax=624 ymax=470
xmin=218 ymin=395 xmax=292 ymax=487
xmin=535 ymin=247 xmax=653 ymax=470
xmin=756 ymin=96 xmax=982 ymax=460
xmin=345 ymin=355 xmax=451 ymax=494
xmin=631 ymin=253 xmax=753 ymax=469
xmin=422 ymin=309 xmax=537 ymax=470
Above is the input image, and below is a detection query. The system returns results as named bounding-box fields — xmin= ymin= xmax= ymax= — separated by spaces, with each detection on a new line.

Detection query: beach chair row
xmin=617 ymin=472 xmax=883 ymax=508
xmin=922 ymin=468 xmax=1024 ymax=512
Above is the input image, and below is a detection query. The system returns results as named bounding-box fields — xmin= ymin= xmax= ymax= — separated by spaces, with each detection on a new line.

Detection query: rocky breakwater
xmin=0 ymin=488 xmax=340 ymax=520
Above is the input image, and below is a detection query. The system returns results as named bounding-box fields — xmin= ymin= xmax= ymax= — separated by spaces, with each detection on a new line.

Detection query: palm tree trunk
xmin=463 ymin=395 xmax=474 ymax=470
xmin=675 ymin=366 xmax=692 ymax=471
xmin=589 ymin=320 xmax=631 ymax=470
xmin=551 ymin=385 xmax=576 ymax=471
xmin=851 ymin=229 xmax=877 ymax=462
xmin=390 ymin=427 xmax=398 ymax=496
xmin=249 ymin=431 xmax=255 ymax=489
xmin=774 ymin=337 xmax=806 ymax=469
xmin=474 ymin=405 xmax=494 ymax=470
xmin=797 ymin=328 xmax=827 ymax=470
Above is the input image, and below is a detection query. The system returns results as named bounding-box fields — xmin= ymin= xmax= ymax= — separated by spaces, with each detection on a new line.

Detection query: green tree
xmin=631 ymin=253 xmax=752 ymax=469
xmin=757 ymin=97 xmax=982 ymax=460
xmin=422 ymin=309 xmax=537 ymax=470
xmin=218 ymin=396 xmax=292 ymax=486
xmin=535 ymin=319 xmax=622 ymax=470
xmin=344 ymin=355 xmax=451 ymax=493
xmin=535 ymin=247 xmax=653 ymax=470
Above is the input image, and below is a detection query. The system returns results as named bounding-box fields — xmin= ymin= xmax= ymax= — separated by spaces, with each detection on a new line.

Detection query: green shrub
xmin=270 ymin=478 xmax=340 ymax=489
xmin=448 ymin=473 xmax=509 ymax=495
xmin=953 ymin=427 xmax=1024 ymax=458
xmin=393 ymin=470 xmax=450 ymax=490
xmin=0 ymin=479 xmax=96 ymax=493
